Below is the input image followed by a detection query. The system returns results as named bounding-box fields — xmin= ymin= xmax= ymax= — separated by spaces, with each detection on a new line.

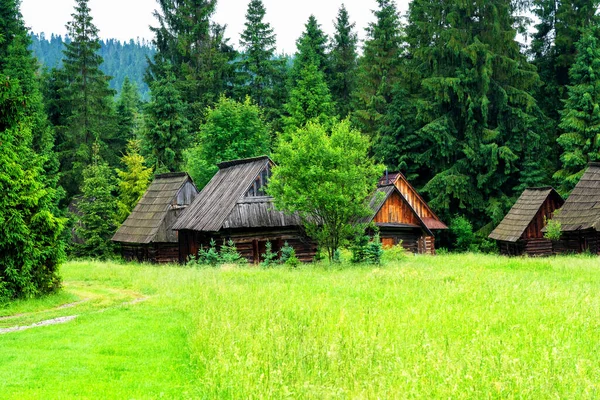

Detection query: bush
xmin=365 ymin=234 xmax=384 ymax=265
xmin=220 ymin=240 xmax=246 ymax=265
xmin=382 ymin=242 xmax=406 ymax=263
xmin=544 ymin=213 xmax=562 ymax=241
xmin=450 ymin=215 xmax=476 ymax=252
xmin=351 ymin=232 xmax=370 ymax=263
xmin=261 ymin=241 xmax=279 ymax=268
xmin=280 ymin=242 xmax=300 ymax=267
xmin=351 ymin=232 xmax=383 ymax=264
xmin=197 ymin=239 xmax=220 ymax=267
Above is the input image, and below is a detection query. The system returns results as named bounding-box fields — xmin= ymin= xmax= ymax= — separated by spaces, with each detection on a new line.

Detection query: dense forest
xmin=29 ymin=33 xmax=155 ymax=99
xmin=3 ymin=0 xmax=600 ymax=299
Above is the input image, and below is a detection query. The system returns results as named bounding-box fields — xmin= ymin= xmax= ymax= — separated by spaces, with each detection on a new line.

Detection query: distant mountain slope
xmin=29 ymin=33 xmax=155 ymax=100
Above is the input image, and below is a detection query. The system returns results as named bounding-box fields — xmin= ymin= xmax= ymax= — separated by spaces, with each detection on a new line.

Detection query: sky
xmin=20 ymin=0 xmax=411 ymax=54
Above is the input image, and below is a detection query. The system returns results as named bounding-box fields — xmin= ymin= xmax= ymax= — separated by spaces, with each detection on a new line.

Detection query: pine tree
xmin=115 ymin=77 xmax=141 ymax=148
xmin=74 ymin=144 xmax=118 ymax=259
xmin=403 ymin=0 xmax=545 ymax=225
xmin=0 ymin=69 xmax=64 ymax=300
xmin=554 ymin=29 xmax=600 ymax=193
xmin=147 ymin=0 xmax=236 ymax=128
xmin=329 ymin=4 xmax=358 ymax=118
xmin=116 ymin=140 xmax=153 ymax=222
xmin=144 ymin=63 xmax=190 ymax=173
xmin=57 ymin=0 xmax=117 ymax=200
xmin=290 ymin=15 xmax=329 ymax=86
xmin=353 ymin=0 xmax=404 ymax=139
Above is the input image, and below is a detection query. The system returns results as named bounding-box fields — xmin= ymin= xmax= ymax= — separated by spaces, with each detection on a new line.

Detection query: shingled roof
xmin=360 ymin=185 xmax=433 ymax=235
xmin=552 ymin=163 xmax=600 ymax=232
xmin=112 ymin=172 xmax=196 ymax=244
xmin=489 ymin=187 xmax=562 ymax=242
xmin=173 ymin=156 xmax=297 ymax=232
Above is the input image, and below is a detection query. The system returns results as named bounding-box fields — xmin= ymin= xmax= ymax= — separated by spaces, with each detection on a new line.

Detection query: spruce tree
xmin=115 ymin=77 xmax=141 ymax=150
xmin=403 ymin=0 xmax=545 ymax=225
xmin=144 ymin=63 xmax=190 ymax=173
xmin=554 ymin=29 xmax=600 ymax=193
xmin=147 ymin=0 xmax=236 ymax=128
xmin=353 ymin=0 xmax=403 ymax=139
xmin=329 ymin=4 xmax=358 ymax=118
xmin=289 ymin=15 xmax=329 ymax=86
xmin=58 ymin=0 xmax=117 ymax=200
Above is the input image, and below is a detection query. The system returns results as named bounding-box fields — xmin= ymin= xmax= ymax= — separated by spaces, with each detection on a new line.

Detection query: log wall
xmin=121 ymin=243 xmax=180 ymax=264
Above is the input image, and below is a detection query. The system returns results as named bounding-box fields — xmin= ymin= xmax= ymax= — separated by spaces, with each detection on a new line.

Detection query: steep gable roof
xmin=112 ymin=172 xmax=196 ymax=244
xmin=489 ymin=187 xmax=563 ymax=242
xmin=553 ymin=163 xmax=600 ymax=232
xmin=379 ymin=171 xmax=448 ymax=230
xmin=361 ymin=185 xmax=433 ymax=236
xmin=172 ymin=156 xmax=273 ymax=232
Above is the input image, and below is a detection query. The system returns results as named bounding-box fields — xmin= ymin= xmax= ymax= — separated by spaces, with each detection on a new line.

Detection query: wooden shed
xmin=362 ymin=185 xmax=436 ymax=254
xmin=489 ymin=187 xmax=564 ymax=256
xmin=173 ymin=156 xmax=318 ymax=264
xmin=112 ymin=172 xmax=199 ymax=263
xmin=379 ymin=172 xmax=448 ymax=231
xmin=549 ymin=163 xmax=600 ymax=254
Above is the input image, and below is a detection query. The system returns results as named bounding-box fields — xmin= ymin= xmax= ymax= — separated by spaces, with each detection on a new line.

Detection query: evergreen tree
xmin=0 ymin=70 xmax=64 ymax=300
xmin=57 ymin=0 xmax=117 ymax=200
xmin=353 ymin=0 xmax=404 ymax=139
xmin=115 ymin=77 xmax=141 ymax=149
xmin=290 ymin=15 xmax=329 ymax=86
xmin=147 ymin=0 xmax=236 ymax=128
xmin=74 ymin=144 xmax=118 ymax=259
xmin=184 ymin=96 xmax=271 ymax=187
xmin=329 ymin=4 xmax=358 ymax=118
xmin=554 ymin=29 xmax=600 ymax=193
xmin=402 ymin=0 xmax=545 ymax=225
xmin=116 ymin=140 xmax=153 ymax=222
xmin=144 ymin=63 xmax=190 ymax=173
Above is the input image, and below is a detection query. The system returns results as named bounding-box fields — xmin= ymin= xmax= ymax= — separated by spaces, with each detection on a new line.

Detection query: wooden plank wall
xmin=121 ymin=243 xmax=179 ymax=263
xmin=553 ymin=231 xmax=600 ymax=255
xmin=374 ymin=191 xmax=421 ymax=226
xmin=394 ymin=178 xmax=434 ymax=219
xmin=379 ymin=228 xmax=434 ymax=255
xmin=522 ymin=193 xmax=563 ymax=240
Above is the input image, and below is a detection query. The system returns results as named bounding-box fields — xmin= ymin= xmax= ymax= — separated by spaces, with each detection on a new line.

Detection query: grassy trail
xmin=1 ymin=255 xmax=600 ymax=398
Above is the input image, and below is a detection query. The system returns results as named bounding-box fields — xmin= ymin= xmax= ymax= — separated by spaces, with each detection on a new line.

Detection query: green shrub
xmin=351 ymin=232 xmax=370 ymax=263
xmin=352 ymin=232 xmax=383 ymax=264
xmin=260 ymin=241 xmax=278 ymax=268
xmin=450 ymin=215 xmax=476 ymax=252
xmin=197 ymin=239 xmax=220 ymax=267
xmin=382 ymin=242 xmax=406 ymax=263
xmin=365 ymin=234 xmax=384 ymax=265
xmin=544 ymin=215 xmax=562 ymax=241
xmin=219 ymin=240 xmax=246 ymax=265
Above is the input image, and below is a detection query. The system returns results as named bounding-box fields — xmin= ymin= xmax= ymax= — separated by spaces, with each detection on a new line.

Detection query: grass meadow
xmin=1 ymin=254 xmax=600 ymax=398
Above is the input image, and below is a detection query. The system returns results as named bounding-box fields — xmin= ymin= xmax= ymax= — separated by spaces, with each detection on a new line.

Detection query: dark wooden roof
xmin=112 ymin=172 xmax=195 ymax=244
xmin=173 ymin=156 xmax=290 ymax=232
xmin=553 ymin=163 xmax=600 ymax=232
xmin=379 ymin=171 xmax=448 ymax=230
xmin=361 ymin=185 xmax=432 ymax=235
xmin=489 ymin=187 xmax=561 ymax=242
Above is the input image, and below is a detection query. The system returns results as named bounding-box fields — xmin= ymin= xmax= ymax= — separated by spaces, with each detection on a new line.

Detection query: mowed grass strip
xmin=1 ymin=255 xmax=600 ymax=398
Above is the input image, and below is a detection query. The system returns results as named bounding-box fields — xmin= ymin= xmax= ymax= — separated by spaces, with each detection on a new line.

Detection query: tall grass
xmin=1 ymin=254 xmax=600 ymax=398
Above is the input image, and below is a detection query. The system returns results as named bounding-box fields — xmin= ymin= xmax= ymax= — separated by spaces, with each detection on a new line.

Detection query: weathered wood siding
xmin=392 ymin=177 xmax=435 ymax=220
xmin=553 ymin=230 xmax=600 ymax=255
xmin=378 ymin=227 xmax=435 ymax=255
xmin=522 ymin=191 xmax=563 ymax=240
xmin=374 ymin=191 xmax=421 ymax=226
xmin=121 ymin=243 xmax=180 ymax=263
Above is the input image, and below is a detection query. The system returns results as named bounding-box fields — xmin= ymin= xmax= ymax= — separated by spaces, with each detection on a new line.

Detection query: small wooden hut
xmin=362 ymin=185 xmax=436 ymax=254
xmin=112 ymin=172 xmax=198 ymax=263
xmin=550 ymin=163 xmax=600 ymax=254
xmin=379 ymin=172 xmax=448 ymax=231
xmin=489 ymin=187 xmax=564 ymax=256
xmin=173 ymin=156 xmax=317 ymax=264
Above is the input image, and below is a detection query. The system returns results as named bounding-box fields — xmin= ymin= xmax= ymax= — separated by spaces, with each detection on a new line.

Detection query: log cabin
xmin=489 ymin=187 xmax=564 ymax=256
xmin=362 ymin=185 xmax=436 ymax=254
xmin=547 ymin=163 xmax=600 ymax=254
xmin=112 ymin=172 xmax=199 ymax=263
xmin=173 ymin=156 xmax=317 ymax=264
xmin=379 ymin=172 xmax=448 ymax=231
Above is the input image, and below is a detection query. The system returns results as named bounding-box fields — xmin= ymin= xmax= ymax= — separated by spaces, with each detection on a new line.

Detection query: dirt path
xmin=0 ymin=315 xmax=78 ymax=334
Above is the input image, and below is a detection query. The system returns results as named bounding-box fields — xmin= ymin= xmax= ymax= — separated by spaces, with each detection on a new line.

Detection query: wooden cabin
xmin=489 ymin=187 xmax=564 ymax=256
xmin=379 ymin=172 xmax=448 ymax=231
xmin=549 ymin=163 xmax=600 ymax=254
xmin=112 ymin=172 xmax=199 ymax=263
xmin=362 ymin=185 xmax=436 ymax=254
xmin=173 ymin=156 xmax=318 ymax=264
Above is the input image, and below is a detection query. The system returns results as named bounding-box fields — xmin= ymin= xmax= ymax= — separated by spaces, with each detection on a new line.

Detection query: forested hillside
xmin=29 ymin=33 xmax=154 ymax=99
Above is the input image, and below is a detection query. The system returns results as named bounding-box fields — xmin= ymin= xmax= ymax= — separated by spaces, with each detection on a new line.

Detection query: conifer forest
xmin=2 ymin=0 xmax=600 ymax=299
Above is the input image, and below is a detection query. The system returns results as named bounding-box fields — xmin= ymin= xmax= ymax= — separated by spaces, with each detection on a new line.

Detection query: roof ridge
xmin=217 ymin=155 xmax=272 ymax=169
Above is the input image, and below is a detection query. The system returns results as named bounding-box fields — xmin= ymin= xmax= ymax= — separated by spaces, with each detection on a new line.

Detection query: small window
xmin=246 ymin=165 xmax=271 ymax=197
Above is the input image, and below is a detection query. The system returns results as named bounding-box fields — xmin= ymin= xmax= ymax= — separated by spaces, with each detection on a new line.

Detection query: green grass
xmin=2 ymin=254 xmax=600 ymax=398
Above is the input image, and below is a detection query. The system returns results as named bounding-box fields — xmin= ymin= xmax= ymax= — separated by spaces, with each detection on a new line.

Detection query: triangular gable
xmin=489 ymin=187 xmax=563 ymax=242
xmin=172 ymin=156 xmax=273 ymax=232
xmin=553 ymin=163 xmax=600 ymax=232
xmin=112 ymin=172 xmax=197 ymax=244
xmin=379 ymin=172 xmax=448 ymax=230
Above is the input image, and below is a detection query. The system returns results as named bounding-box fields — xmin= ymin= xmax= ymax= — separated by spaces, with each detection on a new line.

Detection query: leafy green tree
xmin=400 ymin=0 xmax=545 ymax=225
xmin=0 ymin=73 xmax=65 ymax=300
xmin=56 ymin=0 xmax=117 ymax=200
xmin=116 ymin=140 xmax=153 ymax=222
xmin=147 ymin=0 xmax=236 ymax=128
xmin=185 ymin=96 xmax=271 ymax=187
xmin=144 ymin=63 xmax=190 ymax=173
xmin=329 ymin=4 xmax=358 ymax=118
xmin=268 ymin=120 xmax=384 ymax=261
xmin=353 ymin=0 xmax=403 ymax=139
xmin=74 ymin=146 xmax=118 ymax=259
xmin=554 ymin=29 xmax=600 ymax=193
